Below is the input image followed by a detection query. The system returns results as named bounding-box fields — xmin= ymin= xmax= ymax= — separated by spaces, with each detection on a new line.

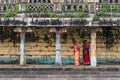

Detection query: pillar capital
xmin=49 ymin=27 xmax=67 ymax=33
xmin=87 ymin=0 xmax=99 ymax=3
xmin=51 ymin=0 xmax=64 ymax=3
xmin=14 ymin=27 xmax=32 ymax=32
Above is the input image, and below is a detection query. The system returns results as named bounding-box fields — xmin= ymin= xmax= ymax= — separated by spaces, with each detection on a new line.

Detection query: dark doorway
xmin=110 ymin=0 xmax=113 ymax=3
xmin=115 ymin=0 xmax=118 ymax=3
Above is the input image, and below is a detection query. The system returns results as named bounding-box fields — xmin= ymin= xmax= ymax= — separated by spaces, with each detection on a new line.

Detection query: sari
xmin=74 ymin=44 xmax=80 ymax=66
xmin=83 ymin=43 xmax=90 ymax=65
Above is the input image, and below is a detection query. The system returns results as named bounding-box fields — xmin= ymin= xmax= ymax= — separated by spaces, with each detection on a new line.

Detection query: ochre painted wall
xmin=0 ymin=27 xmax=120 ymax=59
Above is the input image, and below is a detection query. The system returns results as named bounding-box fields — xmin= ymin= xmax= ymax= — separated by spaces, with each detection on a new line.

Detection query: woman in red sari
xmin=83 ymin=40 xmax=90 ymax=65
xmin=74 ymin=42 xmax=80 ymax=66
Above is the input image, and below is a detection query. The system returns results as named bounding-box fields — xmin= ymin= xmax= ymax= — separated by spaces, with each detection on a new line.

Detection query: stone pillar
xmin=71 ymin=5 xmax=74 ymax=11
xmin=20 ymin=32 xmax=26 ymax=66
xmin=53 ymin=3 xmax=56 ymax=11
xmin=53 ymin=3 xmax=60 ymax=12
xmin=77 ymin=5 xmax=80 ymax=11
xmin=28 ymin=0 xmax=30 ymax=2
xmin=113 ymin=0 xmax=115 ymax=3
xmin=58 ymin=3 xmax=62 ymax=11
xmin=65 ymin=6 xmax=67 ymax=11
xmin=19 ymin=3 xmax=22 ymax=11
xmin=90 ymin=28 xmax=97 ymax=67
xmin=1 ymin=5 xmax=3 ymax=12
xmin=55 ymin=32 xmax=62 ymax=67
xmin=53 ymin=1 xmax=63 ymax=12
xmin=45 ymin=0 xmax=47 ymax=3
xmin=41 ymin=0 xmax=43 ymax=3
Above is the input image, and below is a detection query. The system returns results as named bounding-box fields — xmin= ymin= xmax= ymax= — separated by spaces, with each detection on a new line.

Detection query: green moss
xmin=62 ymin=5 xmax=65 ymax=12
xmin=99 ymin=12 xmax=105 ymax=18
xmin=48 ymin=10 xmax=60 ymax=18
xmin=74 ymin=12 xmax=83 ymax=18
xmin=74 ymin=6 xmax=89 ymax=18
xmin=4 ymin=5 xmax=15 ymax=18
xmin=111 ymin=5 xmax=120 ymax=12
xmin=25 ymin=5 xmax=30 ymax=13
xmin=102 ymin=1 xmax=110 ymax=12
xmin=36 ymin=6 xmax=41 ymax=13
xmin=14 ymin=5 xmax=19 ymax=14
xmin=93 ymin=14 xmax=99 ymax=21
xmin=40 ymin=4 xmax=45 ymax=12
xmin=83 ymin=5 xmax=89 ymax=13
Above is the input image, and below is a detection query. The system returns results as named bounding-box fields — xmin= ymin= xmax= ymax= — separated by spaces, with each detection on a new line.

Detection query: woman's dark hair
xmin=83 ymin=40 xmax=87 ymax=43
xmin=74 ymin=41 xmax=77 ymax=44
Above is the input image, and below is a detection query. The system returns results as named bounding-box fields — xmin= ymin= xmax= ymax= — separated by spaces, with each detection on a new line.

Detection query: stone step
xmin=0 ymin=74 xmax=120 ymax=78
xmin=0 ymin=69 xmax=120 ymax=74
xmin=0 ymin=68 xmax=119 ymax=79
xmin=1 ymin=78 xmax=119 ymax=80
xmin=0 ymin=68 xmax=119 ymax=71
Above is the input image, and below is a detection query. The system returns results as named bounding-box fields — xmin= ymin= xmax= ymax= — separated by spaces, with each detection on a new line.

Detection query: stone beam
xmin=87 ymin=0 xmax=99 ymax=3
xmin=50 ymin=0 xmax=64 ymax=3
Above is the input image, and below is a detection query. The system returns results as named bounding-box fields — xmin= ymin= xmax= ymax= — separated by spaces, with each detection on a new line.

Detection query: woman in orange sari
xmin=74 ymin=42 xmax=80 ymax=66
xmin=83 ymin=40 xmax=90 ymax=65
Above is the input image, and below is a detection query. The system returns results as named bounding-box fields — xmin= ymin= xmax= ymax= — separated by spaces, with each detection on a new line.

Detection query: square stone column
xmin=55 ymin=32 xmax=62 ymax=67
xmin=90 ymin=28 xmax=97 ymax=67
xmin=20 ymin=32 xmax=26 ymax=66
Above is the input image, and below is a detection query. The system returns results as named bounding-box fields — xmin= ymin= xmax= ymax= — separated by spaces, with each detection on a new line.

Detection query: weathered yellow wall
xmin=0 ymin=27 xmax=120 ymax=58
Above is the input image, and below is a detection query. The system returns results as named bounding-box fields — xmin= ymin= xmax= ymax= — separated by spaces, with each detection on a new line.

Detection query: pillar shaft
xmin=20 ymin=32 xmax=26 ymax=66
xmin=19 ymin=4 xmax=21 ymax=11
xmin=55 ymin=32 xmax=62 ymax=67
xmin=90 ymin=28 xmax=97 ymax=67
